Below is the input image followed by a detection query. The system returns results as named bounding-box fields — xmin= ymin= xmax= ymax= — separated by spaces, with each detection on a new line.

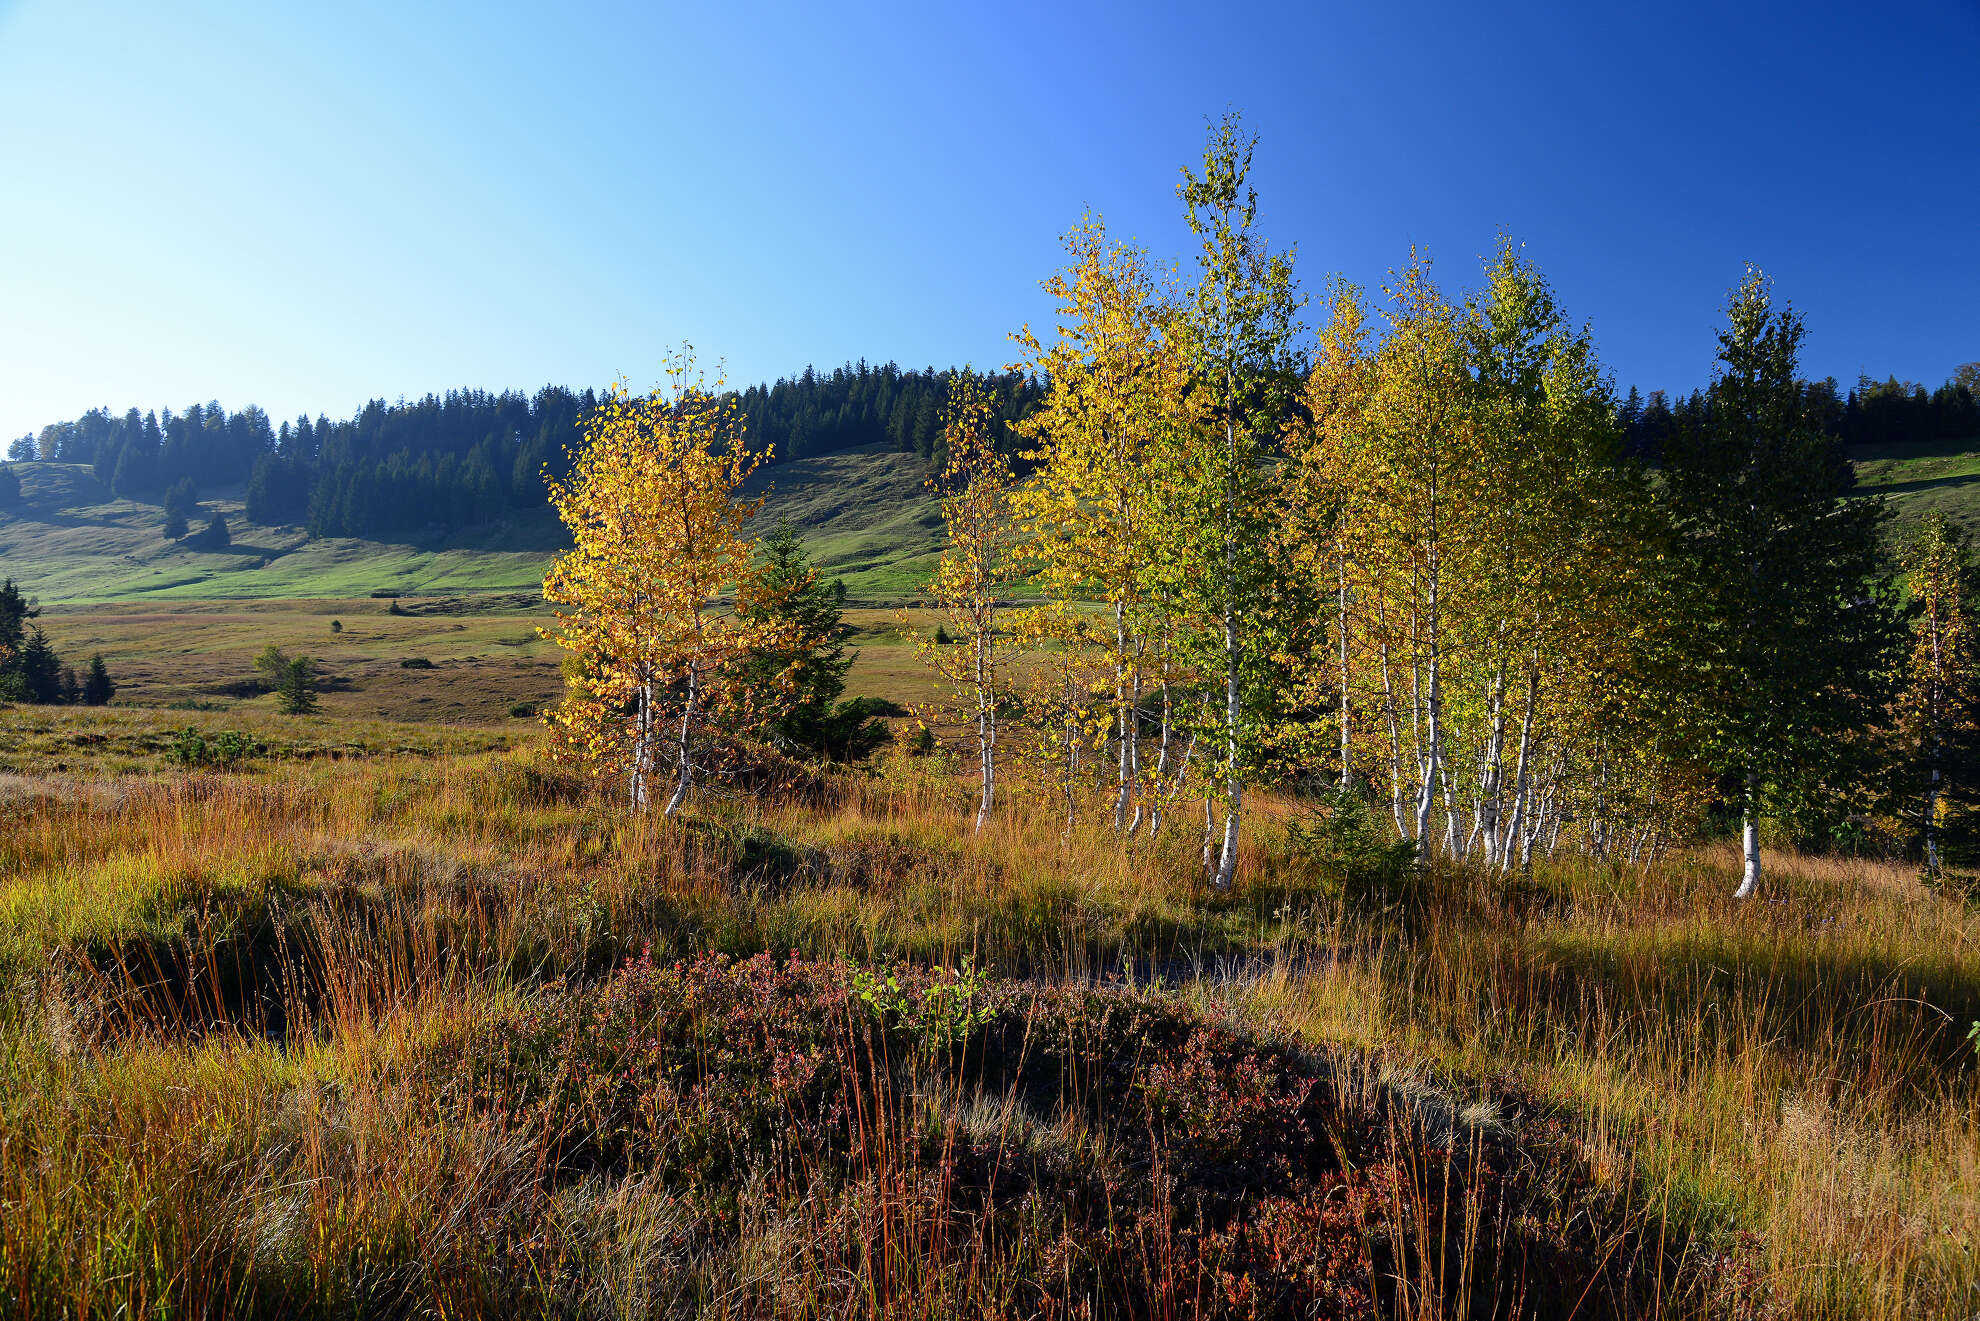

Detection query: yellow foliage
xmin=539 ymin=352 xmax=771 ymax=813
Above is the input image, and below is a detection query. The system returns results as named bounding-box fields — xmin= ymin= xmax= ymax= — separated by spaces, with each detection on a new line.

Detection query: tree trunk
xmin=664 ymin=666 xmax=696 ymax=817
xmin=975 ymin=627 xmax=994 ymax=832
xmin=630 ymin=678 xmax=654 ymax=812
xmin=1414 ymin=542 xmax=1442 ymax=850
xmin=1337 ymin=546 xmax=1354 ymax=790
xmin=1925 ymin=608 xmax=1944 ymax=878
xmin=1212 ymin=374 xmax=1242 ymax=891
xmin=1735 ymin=772 xmax=1760 ymax=898
xmin=1114 ymin=603 xmax=1132 ymax=832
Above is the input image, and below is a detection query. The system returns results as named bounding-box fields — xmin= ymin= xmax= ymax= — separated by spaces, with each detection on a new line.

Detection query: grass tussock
xmin=0 ymin=705 xmax=1975 ymax=1317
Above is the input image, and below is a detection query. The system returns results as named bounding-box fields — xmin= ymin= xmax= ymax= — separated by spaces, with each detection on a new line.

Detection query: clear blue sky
xmin=2 ymin=0 xmax=1975 ymax=442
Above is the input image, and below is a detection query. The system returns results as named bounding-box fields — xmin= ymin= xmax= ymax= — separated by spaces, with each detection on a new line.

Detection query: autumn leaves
xmin=538 ymin=118 xmax=1890 ymax=896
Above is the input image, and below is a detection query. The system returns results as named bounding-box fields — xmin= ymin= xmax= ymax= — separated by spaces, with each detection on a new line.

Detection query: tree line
xmin=537 ymin=115 xmax=1980 ymax=900
xmin=4 ymin=367 xmax=1043 ymax=542
xmin=1620 ymin=367 xmax=1979 ymax=461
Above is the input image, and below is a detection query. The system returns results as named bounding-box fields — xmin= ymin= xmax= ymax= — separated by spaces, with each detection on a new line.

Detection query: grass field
xmin=10 ymin=435 xmax=1976 ymax=612
xmin=0 ymin=442 xmax=946 ymax=605
xmin=32 ymin=598 xmax=938 ymax=725
xmin=1850 ymin=438 xmax=1980 ymax=540
xmin=0 ymin=706 xmax=1975 ymax=1317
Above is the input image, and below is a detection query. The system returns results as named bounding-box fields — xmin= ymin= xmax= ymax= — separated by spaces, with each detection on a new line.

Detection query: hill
xmin=12 ymin=433 xmax=1980 ymax=608
xmin=1849 ymin=436 xmax=1980 ymax=540
xmin=0 ymin=442 xmax=944 ymax=604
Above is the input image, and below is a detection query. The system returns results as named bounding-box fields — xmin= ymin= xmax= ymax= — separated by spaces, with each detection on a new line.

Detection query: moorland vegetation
xmin=2 ymin=117 xmax=1977 ymax=1321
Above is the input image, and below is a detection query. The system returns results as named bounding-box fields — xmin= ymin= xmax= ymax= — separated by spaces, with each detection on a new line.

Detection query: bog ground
xmin=4 ymin=438 xmax=1980 ymax=1317
xmin=1 ymin=700 xmax=1977 ymax=1318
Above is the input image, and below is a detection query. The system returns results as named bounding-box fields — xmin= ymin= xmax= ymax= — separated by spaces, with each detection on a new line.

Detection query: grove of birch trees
xmin=544 ymin=116 xmax=1970 ymax=899
xmin=924 ymin=115 xmax=1911 ymax=894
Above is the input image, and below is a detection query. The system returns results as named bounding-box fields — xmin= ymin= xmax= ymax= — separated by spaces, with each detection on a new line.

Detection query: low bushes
xmin=449 ymin=952 xmax=1756 ymax=1319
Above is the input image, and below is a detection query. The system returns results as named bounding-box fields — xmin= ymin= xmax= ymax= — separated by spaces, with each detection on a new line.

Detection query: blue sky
xmin=2 ymin=0 xmax=1975 ymax=442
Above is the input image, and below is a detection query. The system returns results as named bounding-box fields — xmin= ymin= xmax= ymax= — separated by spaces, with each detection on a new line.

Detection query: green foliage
xmin=1285 ymin=786 xmax=1420 ymax=908
xmin=252 ymin=644 xmax=290 ymax=691
xmin=81 ymin=654 xmax=114 ymax=706
xmin=1173 ymin=112 xmax=1305 ymax=888
xmin=275 ymin=656 xmax=318 ymax=715
xmin=328 ymin=619 xmax=342 ymax=633
xmin=399 ymin=657 xmax=435 ymax=669
xmin=164 ymin=726 xmax=263 ymax=768
xmin=849 ymin=955 xmax=995 ymax=1048
xmin=737 ymin=519 xmax=889 ymax=761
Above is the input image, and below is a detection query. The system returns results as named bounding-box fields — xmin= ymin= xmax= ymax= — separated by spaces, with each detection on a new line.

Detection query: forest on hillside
xmin=1620 ymin=365 xmax=1979 ymax=459
xmin=1 ymin=365 xmax=1042 ymax=539
xmin=4 ymin=355 xmax=1973 ymax=546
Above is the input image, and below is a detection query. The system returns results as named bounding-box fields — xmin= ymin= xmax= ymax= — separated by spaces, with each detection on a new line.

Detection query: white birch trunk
xmin=664 ymin=664 xmax=696 ymax=817
xmin=1735 ymin=772 xmax=1760 ymax=898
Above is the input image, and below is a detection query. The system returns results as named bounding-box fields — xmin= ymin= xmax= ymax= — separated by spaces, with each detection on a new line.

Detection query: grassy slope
xmin=1850 ymin=436 xmax=1980 ymax=539
xmin=0 ymin=442 xmax=943 ymax=605
xmin=11 ymin=433 xmax=1980 ymax=608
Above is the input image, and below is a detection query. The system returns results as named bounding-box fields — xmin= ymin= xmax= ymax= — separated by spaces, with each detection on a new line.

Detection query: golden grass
xmin=0 ymin=706 xmax=1976 ymax=1316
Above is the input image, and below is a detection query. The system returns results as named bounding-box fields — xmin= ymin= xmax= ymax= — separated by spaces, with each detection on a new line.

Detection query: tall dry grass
xmin=0 ymin=707 xmax=1974 ymax=1317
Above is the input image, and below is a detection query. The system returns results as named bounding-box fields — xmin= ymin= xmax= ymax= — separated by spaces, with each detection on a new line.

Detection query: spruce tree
xmin=0 ymin=579 xmax=42 ymax=701
xmin=8 ymin=628 xmax=64 ymax=703
xmin=276 ymin=656 xmax=319 ymax=715
xmin=162 ymin=477 xmax=199 ymax=539
xmin=82 ymin=654 xmax=115 ymax=706
xmin=738 ymin=519 xmax=888 ymax=760
xmin=0 ymin=464 xmax=19 ymax=509
xmin=1660 ymin=269 xmax=1900 ymax=897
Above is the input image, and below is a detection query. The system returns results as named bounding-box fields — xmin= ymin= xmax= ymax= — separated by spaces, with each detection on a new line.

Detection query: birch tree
xmin=1174 ymin=114 xmax=1303 ymax=890
xmin=922 ymin=372 xmax=1018 ymax=831
xmin=1290 ymin=281 xmax=1377 ymax=792
xmin=1347 ymin=253 xmax=1472 ymax=851
xmin=1892 ymin=514 xmax=1980 ymax=878
xmin=541 ymin=356 xmax=767 ymax=815
xmin=1012 ymin=216 xmax=1196 ymax=835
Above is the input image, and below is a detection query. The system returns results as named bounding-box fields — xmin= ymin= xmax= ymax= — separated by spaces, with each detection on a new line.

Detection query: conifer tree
xmin=162 ymin=477 xmax=199 ymax=539
xmin=276 ymin=656 xmax=318 ymax=715
xmin=1661 ymin=269 xmax=1899 ymax=896
xmin=82 ymin=654 xmax=115 ymax=706
xmin=735 ymin=519 xmax=888 ymax=761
